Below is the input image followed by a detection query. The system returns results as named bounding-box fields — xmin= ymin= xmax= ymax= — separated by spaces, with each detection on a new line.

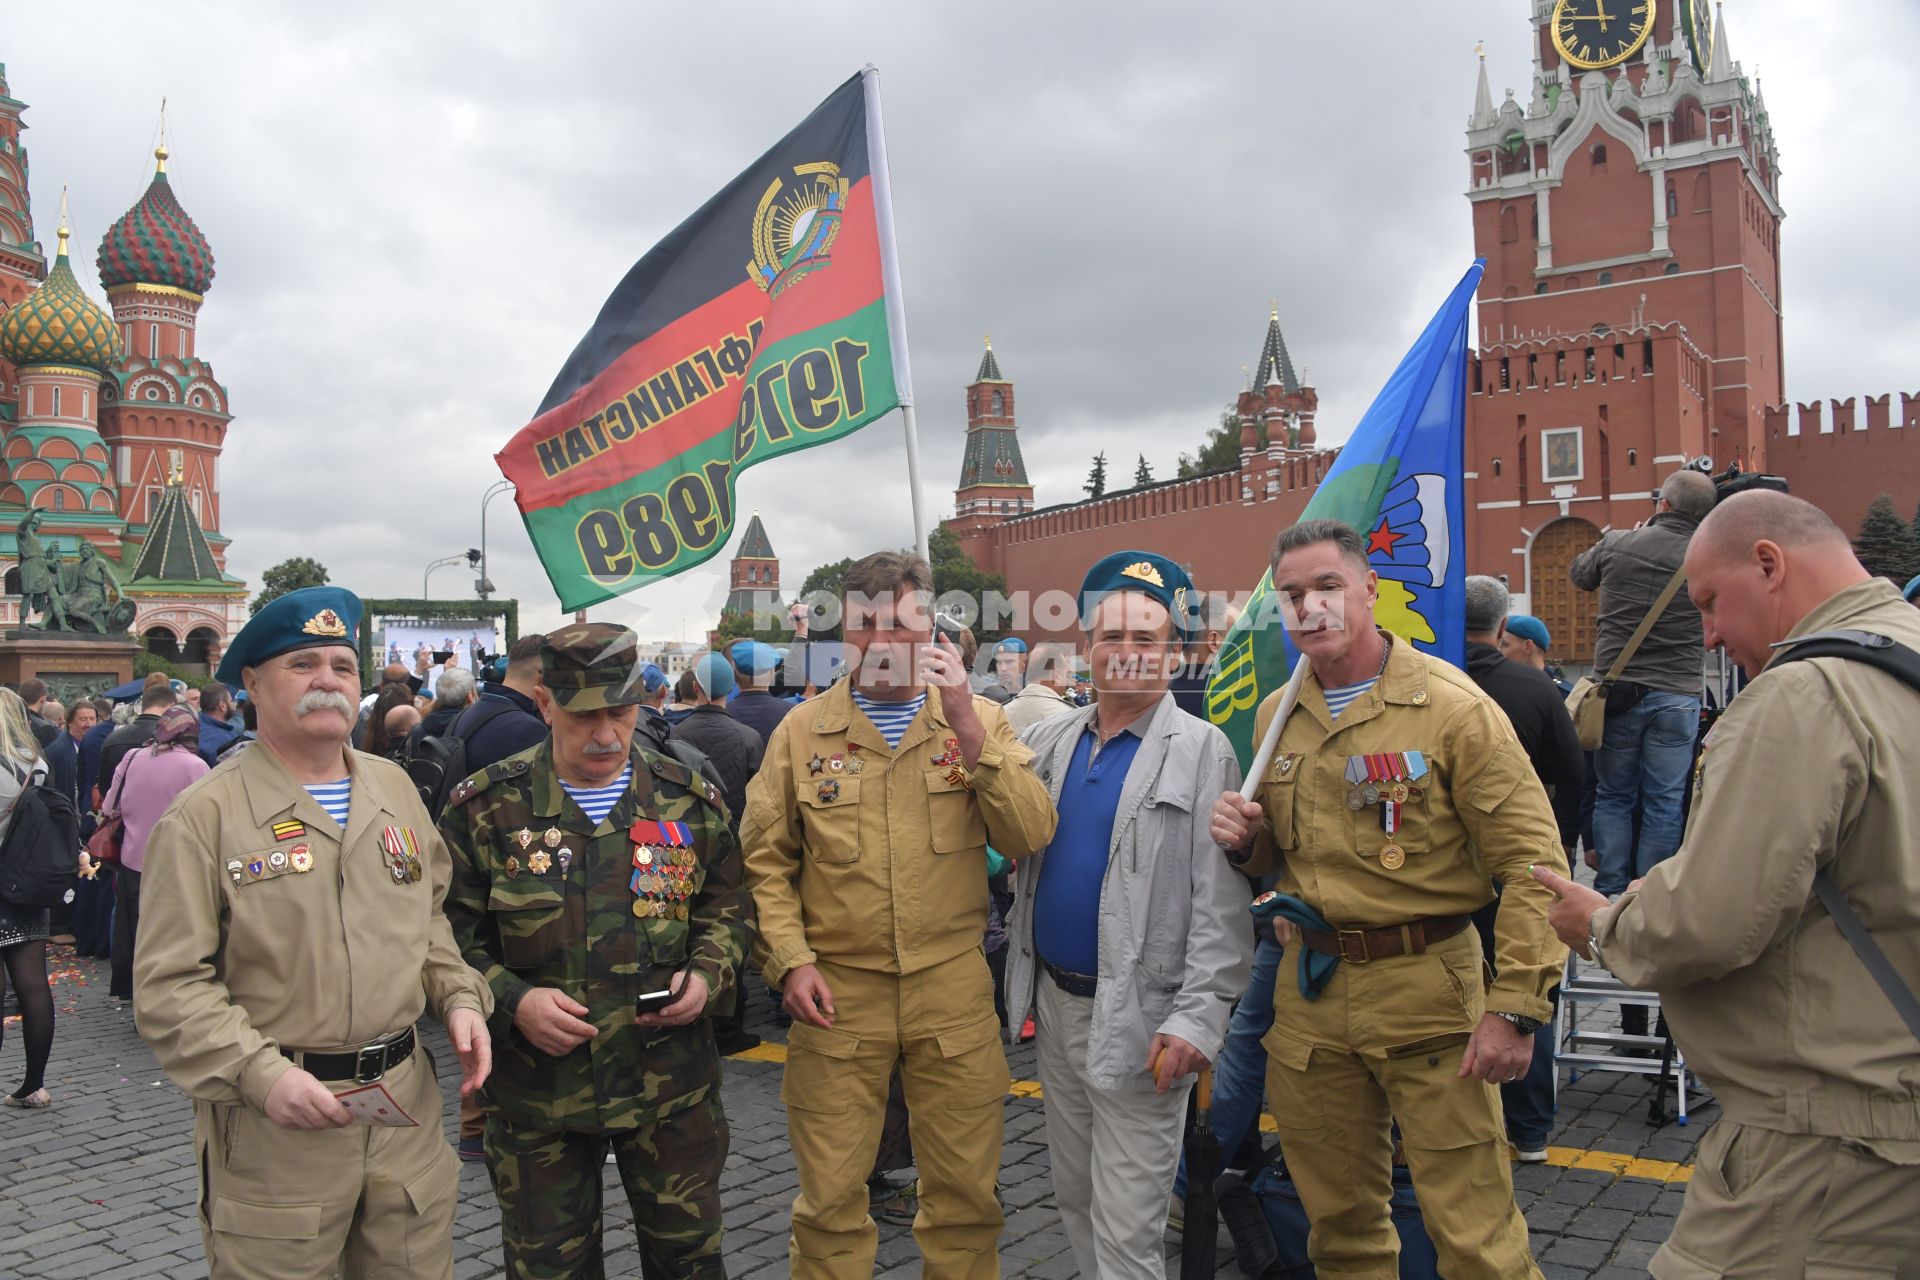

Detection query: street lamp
xmin=480 ymin=479 xmax=515 ymax=601
xmin=423 ymin=554 xmax=464 ymax=599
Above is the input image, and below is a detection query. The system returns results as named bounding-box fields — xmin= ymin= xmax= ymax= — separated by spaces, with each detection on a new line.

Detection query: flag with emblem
xmin=496 ymin=70 xmax=914 ymax=610
xmin=1205 ymin=260 xmax=1484 ymax=767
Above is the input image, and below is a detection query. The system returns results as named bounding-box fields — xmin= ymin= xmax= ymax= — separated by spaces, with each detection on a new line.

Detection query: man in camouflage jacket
xmin=442 ymin=623 xmax=747 ymax=1280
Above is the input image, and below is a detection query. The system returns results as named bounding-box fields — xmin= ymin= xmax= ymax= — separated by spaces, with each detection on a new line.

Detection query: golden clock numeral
xmin=1581 ymin=44 xmax=1594 ymax=61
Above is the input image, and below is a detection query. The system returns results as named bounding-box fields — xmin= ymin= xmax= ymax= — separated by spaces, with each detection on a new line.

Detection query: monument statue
xmin=12 ymin=510 xmax=136 ymax=634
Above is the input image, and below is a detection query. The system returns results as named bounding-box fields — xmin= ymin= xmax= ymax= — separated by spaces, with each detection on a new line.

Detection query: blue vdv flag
xmin=1207 ymin=260 xmax=1485 ymax=766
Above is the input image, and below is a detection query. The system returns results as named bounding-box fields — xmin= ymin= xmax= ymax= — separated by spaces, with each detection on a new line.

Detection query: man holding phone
xmin=441 ymin=623 xmax=748 ymax=1279
xmin=742 ymin=549 xmax=1057 ymax=1279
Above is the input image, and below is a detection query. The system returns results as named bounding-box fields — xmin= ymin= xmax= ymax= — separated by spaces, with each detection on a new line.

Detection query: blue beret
xmin=1904 ymin=574 xmax=1920 ymax=604
xmin=730 ymin=640 xmax=779 ymax=675
xmin=640 ymin=662 xmax=669 ymax=694
xmin=694 ymin=652 xmax=737 ymax=699
xmin=993 ymin=636 xmax=1028 ymax=654
xmin=1504 ymin=614 xmax=1551 ymax=650
xmin=216 ymin=586 xmax=362 ymax=686
xmin=1079 ymin=551 xmax=1199 ymax=639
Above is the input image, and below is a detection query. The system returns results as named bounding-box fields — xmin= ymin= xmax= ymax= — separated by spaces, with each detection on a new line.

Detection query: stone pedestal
xmin=0 ymin=631 xmax=139 ymax=704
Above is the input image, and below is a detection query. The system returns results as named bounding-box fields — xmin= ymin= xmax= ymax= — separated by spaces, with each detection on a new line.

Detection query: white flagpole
xmin=1237 ymin=658 xmax=1309 ymax=801
xmin=862 ymin=64 xmax=927 ymax=562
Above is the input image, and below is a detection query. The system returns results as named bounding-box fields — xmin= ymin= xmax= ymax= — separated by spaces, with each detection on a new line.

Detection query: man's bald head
xmin=384 ymin=703 xmax=422 ymax=739
xmin=1685 ymin=490 xmax=1868 ymax=674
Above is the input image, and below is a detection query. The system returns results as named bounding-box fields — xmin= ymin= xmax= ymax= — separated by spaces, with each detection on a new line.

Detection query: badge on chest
xmin=630 ymin=819 xmax=694 ymax=920
xmin=1342 ymin=753 xmax=1430 ymax=872
xmin=381 ymin=826 xmax=424 ymax=884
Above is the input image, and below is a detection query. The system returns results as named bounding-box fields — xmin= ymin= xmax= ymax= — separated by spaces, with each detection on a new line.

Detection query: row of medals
xmin=504 ymin=826 xmax=570 ymax=879
xmin=633 ymin=842 xmax=694 ymax=920
xmin=1342 ymin=754 xmax=1427 ymax=872
xmin=226 ymin=843 xmax=313 ymax=884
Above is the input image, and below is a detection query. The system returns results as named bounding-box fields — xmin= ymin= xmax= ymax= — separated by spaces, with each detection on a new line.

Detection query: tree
xmin=1176 ymin=410 xmax=1260 ymax=479
xmin=796 ymin=556 xmax=855 ymax=641
xmin=1133 ymin=454 xmax=1155 ymax=487
xmin=1853 ymin=494 xmax=1920 ymax=586
xmin=1084 ymin=451 xmax=1108 ymax=500
xmin=928 ymin=524 xmax=1009 ymax=646
xmin=251 ymin=556 xmax=330 ymax=615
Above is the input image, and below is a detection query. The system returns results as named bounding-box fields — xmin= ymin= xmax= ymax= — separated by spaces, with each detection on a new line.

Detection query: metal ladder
xmin=1557 ymin=949 xmax=1709 ymax=1126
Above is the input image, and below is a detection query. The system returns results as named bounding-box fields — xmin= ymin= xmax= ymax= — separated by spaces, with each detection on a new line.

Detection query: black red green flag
xmin=498 ymin=71 xmax=907 ymax=611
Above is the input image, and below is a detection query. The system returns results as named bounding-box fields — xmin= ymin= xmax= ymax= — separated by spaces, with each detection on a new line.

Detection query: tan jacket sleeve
xmin=740 ymin=717 xmax=813 ymax=986
xmin=967 ymin=699 xmax=1057 ymax=860
xmin=418 ymin=817 xmax=492 ymax=1022
xmin=1447 ymin=697 xmax=1568 ymax=1022
xmin=133 ymin=806 xmax=293 ymax=1110
xmin=1594 ymin=664 xmax=1859 ymax=989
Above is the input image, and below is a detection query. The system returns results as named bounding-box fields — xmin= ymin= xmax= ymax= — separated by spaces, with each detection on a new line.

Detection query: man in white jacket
xmin=1004 ymin=550 xmax=1253 ymax=1280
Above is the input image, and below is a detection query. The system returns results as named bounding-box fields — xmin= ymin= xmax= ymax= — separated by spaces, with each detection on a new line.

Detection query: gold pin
xmin=1380 ymin=844 xmax=1406 ymax=871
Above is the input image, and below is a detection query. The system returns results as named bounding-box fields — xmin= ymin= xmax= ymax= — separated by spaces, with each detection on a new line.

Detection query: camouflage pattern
xmin=439 ymin=739 xmax=748 ymax=1133
xmin=541 ymin=621 xmax=651 ymax=711
xmin=485 ymin=1094 xmax=728 ymax=1279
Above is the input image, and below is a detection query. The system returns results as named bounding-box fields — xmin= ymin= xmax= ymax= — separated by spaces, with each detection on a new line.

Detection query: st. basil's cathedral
xmin=0 ymin=60 xmax=245 ymax=672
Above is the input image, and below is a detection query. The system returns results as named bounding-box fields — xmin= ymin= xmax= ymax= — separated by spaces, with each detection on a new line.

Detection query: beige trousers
xmin=1034 ymin=969 xmax=1191 ymax=1280
xmin=1653 ymin=1119 xmax=1920 ymax=1278
xmin=781 ymin=949 xmax=1010 ymax=1280
xmin=194 ymin=1045 xmax=459 ymax=1280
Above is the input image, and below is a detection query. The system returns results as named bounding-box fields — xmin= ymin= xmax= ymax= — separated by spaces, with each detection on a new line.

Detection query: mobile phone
xmin=636 ymin=970 xmax=688 ymax=1014
xmin=934 ymin=610 xmax=963 ymax=645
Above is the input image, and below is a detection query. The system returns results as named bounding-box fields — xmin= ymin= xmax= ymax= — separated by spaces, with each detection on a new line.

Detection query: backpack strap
xmin=1769 ymin=630 xmax=1920 ymax=1045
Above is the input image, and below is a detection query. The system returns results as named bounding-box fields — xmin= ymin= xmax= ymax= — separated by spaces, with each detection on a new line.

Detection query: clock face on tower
xmin=1550 ymin=0 xmax=1657 ymax=72
xmin=1681 ymin=0 xmax=1714 ymax=74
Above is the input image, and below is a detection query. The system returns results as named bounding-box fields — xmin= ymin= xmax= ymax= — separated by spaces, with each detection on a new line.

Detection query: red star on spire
xmin=1367 ymin=517 xmax=1405 ymax=559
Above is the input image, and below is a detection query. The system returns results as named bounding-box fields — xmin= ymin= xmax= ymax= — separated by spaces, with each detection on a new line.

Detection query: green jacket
xmin=440 ymin=741 xmax=747 ymax=1132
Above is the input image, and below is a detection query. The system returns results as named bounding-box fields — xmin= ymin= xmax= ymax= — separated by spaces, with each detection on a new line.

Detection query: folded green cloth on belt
xmin=1250 ymin=891 xmax=1337 ymax=1001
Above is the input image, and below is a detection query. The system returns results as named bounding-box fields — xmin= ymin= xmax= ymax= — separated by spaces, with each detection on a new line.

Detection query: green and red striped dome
xmin=96 ymin=149 xmax=214 ymax=296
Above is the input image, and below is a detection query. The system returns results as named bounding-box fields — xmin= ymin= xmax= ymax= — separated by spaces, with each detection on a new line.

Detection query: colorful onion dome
xmin=96 ymin=147 xmax=215 ymax=296
xmin=0 ymin=225 xmax=124 ymax=373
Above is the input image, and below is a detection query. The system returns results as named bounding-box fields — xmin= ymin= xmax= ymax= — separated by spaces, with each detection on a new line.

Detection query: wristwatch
xmin=1491 ymin=1011 xmax=1544 ymax=1036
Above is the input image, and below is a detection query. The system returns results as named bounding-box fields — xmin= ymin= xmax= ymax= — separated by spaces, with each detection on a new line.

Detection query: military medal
xmin=226 ymin=858 xmax=245 ymax=885
xmin=1380 ymin=843 xmax=1406 ymax=870
xmin=818 ymin=779 xmax=840 ymax=803
xmin=290 ymin=845 xmax=314 ymax=873
xmin=543 ymin=828 xmax=563 ymax=848
xmin=268 ymin=849 xmax=289 ymax=872
xmin=1344 ymin=758 xmax=1368 ymax=810
xmin=246 ymin=858 xmax=265 ymax=879
xmin=635 ymin=845 xmax=654 ymax=866
xmin=808 ymin=754 xmax=825 ymax=775
xmin=828 ymin=753 xmax=845 ymax=773
xmin=515 ymin=828 xmax=535 ymax=850
xmin=506 ymin=855 xmax=521 ymax=878
xmin=529 ymin=851 xmax=552 ymax=875
xmin=846 ymin=755 xmax=863 ymax=775
xmin=632 ymin=899 xmax=648 ymax=919
xmin=557 ymin=848 xmax=573 ymax=876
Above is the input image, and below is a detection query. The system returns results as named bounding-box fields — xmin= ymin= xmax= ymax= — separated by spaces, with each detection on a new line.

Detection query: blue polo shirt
xmin=1032 ymin=724 xmax=1143 ymax=976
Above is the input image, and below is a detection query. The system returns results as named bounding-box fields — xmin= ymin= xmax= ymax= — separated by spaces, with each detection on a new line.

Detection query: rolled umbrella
xmin=1180 ymin=1065 xmax=1221 ymax=1275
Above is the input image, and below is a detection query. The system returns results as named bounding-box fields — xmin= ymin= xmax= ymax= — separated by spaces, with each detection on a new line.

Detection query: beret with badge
xmin=1079 ymin=550 xmax=1201 ymax=640
xmin=215 ymin=586 xmax=363 ymax=685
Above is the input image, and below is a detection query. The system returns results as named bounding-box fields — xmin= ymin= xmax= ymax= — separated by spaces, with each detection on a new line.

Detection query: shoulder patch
xmin=642 ymin=749 xmax=727 ymax=813
xmin=449 ymin=758 xmax=527 ymax=807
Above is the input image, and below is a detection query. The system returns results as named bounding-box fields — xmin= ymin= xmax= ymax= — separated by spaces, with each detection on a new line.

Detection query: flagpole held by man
xmin=1206 ymin=263 xmax=1568 ymax=1277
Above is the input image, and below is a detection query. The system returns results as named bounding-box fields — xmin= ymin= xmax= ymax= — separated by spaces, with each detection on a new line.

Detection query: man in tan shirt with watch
xmin=1212 ymin=519 xmax=1566 ymax=1279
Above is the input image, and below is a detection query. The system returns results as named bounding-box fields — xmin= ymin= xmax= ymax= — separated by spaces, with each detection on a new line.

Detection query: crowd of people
xmin=1 ymin=484 xmax=1915 ymax=1278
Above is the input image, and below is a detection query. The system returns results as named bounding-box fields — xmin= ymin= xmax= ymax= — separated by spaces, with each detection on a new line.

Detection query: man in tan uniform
xmin=742 ymin=549 xmax=1057 ymax=1279
xmin=136 ymin=587 xmax=492 ymax=1280
xmin=1538 ymin=491 xmax=1920 ymax=1277
xmin=1212 ymin=519 xmax=1565 ymax=1279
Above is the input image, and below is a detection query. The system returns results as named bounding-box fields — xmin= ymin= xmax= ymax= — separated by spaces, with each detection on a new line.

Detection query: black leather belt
xmin=1043 ymin=961 xmax=1097 ymax=998
xmin=282 ymin=1026 xmax=416 ymax=1083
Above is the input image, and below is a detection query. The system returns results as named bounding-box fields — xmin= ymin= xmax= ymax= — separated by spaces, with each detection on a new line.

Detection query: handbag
xmin=1564 ymin=561 xmax=1689 ymax=750
xmin=87 ymin=748 xmax=135 ymax=865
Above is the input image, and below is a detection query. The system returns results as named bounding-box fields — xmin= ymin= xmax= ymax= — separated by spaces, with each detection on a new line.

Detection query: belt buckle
xmin=1337 ymin=929 xmax=1371 ymax=963
xmin=354 ymin=1043 xmax=387 ymax=1085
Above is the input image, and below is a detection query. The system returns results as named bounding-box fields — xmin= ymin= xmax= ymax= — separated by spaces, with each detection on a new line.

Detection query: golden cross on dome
xmin=56 ymin=185 xmax=70 ymax=255
xmin=156 ymin=97 xmax=170 ymax=173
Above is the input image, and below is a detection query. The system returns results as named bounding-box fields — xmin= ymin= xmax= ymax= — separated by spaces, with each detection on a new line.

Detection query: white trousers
xmin=1035 ymin=970 xmax=1193 ymax=1280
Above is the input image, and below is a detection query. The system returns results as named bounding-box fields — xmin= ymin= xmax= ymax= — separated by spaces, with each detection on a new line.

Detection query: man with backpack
xmin=401 ymin=666 xmax=479 ymax=819
xmin=456 ymin=634 xmax=549 ymax=778
xmin=1537 ymin=490 xmax=1920 ymax=1275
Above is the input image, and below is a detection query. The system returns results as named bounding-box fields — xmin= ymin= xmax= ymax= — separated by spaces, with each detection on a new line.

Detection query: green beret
xmin=542 ymin=622 xmax=647 ymax=712
xmin=215 ymin=586 xmax=362 ymax=685
xmin=1079 ymin=551 xmax=1199 ymax=640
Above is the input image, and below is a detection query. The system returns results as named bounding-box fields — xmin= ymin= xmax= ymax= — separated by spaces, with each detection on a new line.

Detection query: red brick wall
xmin=1765 ymin=396 xmax=1920 ymax=536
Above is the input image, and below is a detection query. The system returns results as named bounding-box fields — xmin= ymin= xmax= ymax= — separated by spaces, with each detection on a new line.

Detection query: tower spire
xmin=155 ymin=96 xmax=169 ymax=174
xmin=56 ymin=185 xmax=69 ymax=259
xmin=1252 ymin=306 xmax=1299 ymax=395
xmin=976 ymin=335 xmax=1004 ymax=382
xmin=1471 ymin=40 xmax=1496 ymax=128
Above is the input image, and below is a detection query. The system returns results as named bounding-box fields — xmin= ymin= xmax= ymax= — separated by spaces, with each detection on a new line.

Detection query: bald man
xmin=1536 ymin=491 xmax=1920 ymax=1276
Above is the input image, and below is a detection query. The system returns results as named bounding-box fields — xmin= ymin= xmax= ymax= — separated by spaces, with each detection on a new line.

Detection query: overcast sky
xmin=9 ymin=1 xmax=1914 ymax=641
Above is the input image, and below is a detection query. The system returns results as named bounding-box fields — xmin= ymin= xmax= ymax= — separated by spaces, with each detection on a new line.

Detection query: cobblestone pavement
xmin=3 ymin=935 xmax=1710 ymax=1279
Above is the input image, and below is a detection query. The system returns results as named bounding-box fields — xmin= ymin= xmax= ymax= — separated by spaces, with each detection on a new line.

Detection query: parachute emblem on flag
xmin=1367 ymin=473 xmax=1451 ymax=647
xmin=749 ymin=161 xmax=850 ymax=297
